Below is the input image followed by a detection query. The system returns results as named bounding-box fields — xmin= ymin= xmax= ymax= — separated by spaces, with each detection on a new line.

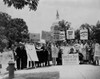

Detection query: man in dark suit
xmin=15 ymin=43 xmax=27 ymax=70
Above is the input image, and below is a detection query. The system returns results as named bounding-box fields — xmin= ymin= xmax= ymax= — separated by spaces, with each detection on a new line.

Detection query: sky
xmin=0 ymin=0 xmax=100 ymax=34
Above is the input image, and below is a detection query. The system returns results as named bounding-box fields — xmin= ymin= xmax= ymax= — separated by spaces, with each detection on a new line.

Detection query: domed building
xmin=51 ymin=10 xmax=60 ymax=32
xmin=50 ymin=11 xmax=65 ymax=42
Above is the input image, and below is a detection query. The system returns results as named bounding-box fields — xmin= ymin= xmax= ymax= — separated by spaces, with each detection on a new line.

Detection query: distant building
xmin=50 ymin=11 xmax=65 ymax=41
xmin=51 ymin=10 xmax=60 ymax=32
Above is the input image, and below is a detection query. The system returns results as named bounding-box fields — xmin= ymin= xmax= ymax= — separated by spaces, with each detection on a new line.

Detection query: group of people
xmin=13 ymin=42 xmax=52 ymax=70
xmin=12 ymin=41 xmax=64 ymax=70
xmin=6 ymin=39 xmax=100 ymax=70
xmin=61 ymin=39 xmax=100 ymax=65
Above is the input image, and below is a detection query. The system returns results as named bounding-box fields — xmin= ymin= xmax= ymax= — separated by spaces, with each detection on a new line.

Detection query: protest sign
xmin=25 ymin=44 xmax=38 ymax=62
xmin=51 ymin=30 xmax=60 ymax=41
xmin=29 ymin=33 xmax=40 ymax=42
xmin=59 ymin=31 xmax=65 ymax=40
xmin=80 ymin=29 xmax=88 ymax=40
xmin=41 ymin=31 xmax=52 ymax=41
xmin=62 ymin=54 xmax=79 ymax=65
xmin=67 ymin=30 xmax=75 ymax=39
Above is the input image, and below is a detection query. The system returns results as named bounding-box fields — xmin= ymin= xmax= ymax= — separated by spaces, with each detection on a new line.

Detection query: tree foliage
xmin=0 ymin=12 xmax=29 ymax=51
xmin=93 ymin=21 xmax=100 ymax=43
xmin=3 ymin=0 xmax=39 ymax=11
xmin=6 ymin=18 xmax=29 ymax=43
xmin=75 ymin=29 xmax=80 ymax=40
xmin=0 ymin=12 xmax=11 ymax=51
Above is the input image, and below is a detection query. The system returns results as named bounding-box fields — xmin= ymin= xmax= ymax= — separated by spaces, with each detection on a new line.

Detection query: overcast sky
xmin=0 ymin=0 xmax=100 ymax=33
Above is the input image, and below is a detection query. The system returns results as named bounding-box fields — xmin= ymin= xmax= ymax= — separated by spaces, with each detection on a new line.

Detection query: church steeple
xmin=56 ymin=10 xmax=59 ymax=20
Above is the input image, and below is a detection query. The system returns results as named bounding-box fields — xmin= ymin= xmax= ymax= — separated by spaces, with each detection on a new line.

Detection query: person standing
xmin=46 ymin=43 xmax=52 ymax=66
xmin=80 ymin=41 xmax=87 ymax=63
xmin=69 ymin=48 xmax=75 ymax=54
xmin=15 ymin=44 xmax=23 ymax=70
xmin=94 ymin=42 xmax=100 ymax=65
xmin=51 ymin=44 xmax=59 ymax=66
xmin=42 ymin=44 xmax=48 ymax=66
xmin=74 ymin=40 xmax=81 ymax=52
xmin=57 ymin=46 xmax=62 ymax=65
xmin=91 ymin=41 xmax=95 ymax=64
xmin=75 ymin=49 xmax=83 ymax=64
xmin=21 ymin=45 xmax=27 ymax=69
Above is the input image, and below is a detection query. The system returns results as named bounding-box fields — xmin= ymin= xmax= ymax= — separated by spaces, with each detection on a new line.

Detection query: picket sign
xmin=62 ymin=54 xmax=79 ymax=65
xmin=25 ymin=44 xmax=38 ymax=61
xmin=29 ymin=33 xmax=40 ymax=42
xmin=41 ymin=31 xmax=52 ymax=41
xmin=59 ymin=31 xmax=65 ymax=40
xmin=67 ymin=30 xmax=75 ymax=39
xmin=80 ymin=29 xmax=88 ymax=40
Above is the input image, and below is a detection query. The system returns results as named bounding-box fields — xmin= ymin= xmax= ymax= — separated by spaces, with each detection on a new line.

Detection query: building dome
xmin=51 ymin=10 xmax=61 ymax=31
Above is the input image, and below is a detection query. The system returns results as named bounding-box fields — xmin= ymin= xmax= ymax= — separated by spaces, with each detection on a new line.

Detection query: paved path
xmin=1 ymin=65 xmax=100 ymax=79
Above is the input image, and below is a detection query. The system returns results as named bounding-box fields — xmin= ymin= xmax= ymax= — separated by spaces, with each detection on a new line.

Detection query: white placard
xmin=80 ymin=29 xmax=88 ymax=40
xmin=52 ymin=30 xmax=60 ymax=41
xmin=62 ymin=54 xmax=79 ymax=65
xmin=59 ymin=31 xmax=65 ymax=40
xmin=67 ymin=30 xmax=75 ymax=39
xmin=25 ymin=44 xmax=38 ymax=61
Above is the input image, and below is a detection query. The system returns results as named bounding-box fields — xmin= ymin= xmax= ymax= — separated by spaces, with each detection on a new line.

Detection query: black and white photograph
xmin=0 ymin=0 xmax=100 ymax=79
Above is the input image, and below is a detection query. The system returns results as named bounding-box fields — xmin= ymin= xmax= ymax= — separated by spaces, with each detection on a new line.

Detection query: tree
xmin=0 ymin=12 xmax=11 ymax=51
xmin=89 ymin=25 xmax=96 ymax=40
xmin=59 ymin=20 xmax=71 ymax=41
xmin=0 ymin=12 xmax=11 ymax=29
xmin=75 ymin=29 xmax=80 ymax=40
xmin=3 ymin=0 xmax=39 ymax=11
xmin=6 ymin=18 xmax=29 ymax=43
xmin=93 ymin=20 xmax=100 ymax=43
xmin=0 ymin=12 xmax=29 ymax=50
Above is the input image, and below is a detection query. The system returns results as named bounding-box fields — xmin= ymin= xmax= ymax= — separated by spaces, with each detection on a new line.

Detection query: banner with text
xmin=62 ymin=54 xmax=79 ymax=65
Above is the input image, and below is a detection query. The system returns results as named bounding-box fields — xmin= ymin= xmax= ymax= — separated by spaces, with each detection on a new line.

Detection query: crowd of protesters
xmin=6 ymin=39 xmax=100 ymax=70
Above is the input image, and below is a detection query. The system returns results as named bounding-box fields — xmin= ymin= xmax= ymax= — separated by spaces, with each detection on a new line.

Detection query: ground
xmin=1 ymin=65 xmax=100 ymax=79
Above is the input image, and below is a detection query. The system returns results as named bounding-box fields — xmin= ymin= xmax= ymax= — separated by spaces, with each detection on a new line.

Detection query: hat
xmin=70 ymin=48 xmax=74 ymax=51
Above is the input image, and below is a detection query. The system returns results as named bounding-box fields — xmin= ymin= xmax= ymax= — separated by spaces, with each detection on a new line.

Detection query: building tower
xmin=56 ymin=10 xmax=59 ymax=20
xmin=51 ymin=10 xmax=60 ymax=31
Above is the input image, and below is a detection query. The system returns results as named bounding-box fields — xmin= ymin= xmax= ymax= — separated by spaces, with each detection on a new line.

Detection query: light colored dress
xmin=80 ymin=44 xmax=87 ymax=60
xmin=51 ymin=45 xmax=59 ymax=58
xmin=94 ymin=43 xmax=100 ymax=60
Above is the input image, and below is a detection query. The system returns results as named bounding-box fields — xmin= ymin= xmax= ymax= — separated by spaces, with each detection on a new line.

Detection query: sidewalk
xmin=1 ymin=65 xmax=100 ymax=79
